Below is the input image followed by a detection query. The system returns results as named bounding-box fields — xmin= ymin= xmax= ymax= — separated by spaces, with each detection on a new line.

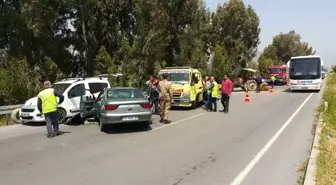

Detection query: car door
xmin=190 ymin=72 xmax=198 ymax=100
xmin=67 ymin=83 xmax=86 ymax=114
xmin=80 ymin=90 xmax=103 ymax=119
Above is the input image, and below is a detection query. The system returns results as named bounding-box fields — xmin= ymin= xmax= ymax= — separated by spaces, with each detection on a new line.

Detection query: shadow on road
xmin=102 ymin=123 xmax=152 ymax=134
xmin=57 ymin=131 xmax=72 ymax=136
xmin=282 ymin=88 xmax=319 ymax=93
xmin=22 ymin=122 xmax=45 ymax=127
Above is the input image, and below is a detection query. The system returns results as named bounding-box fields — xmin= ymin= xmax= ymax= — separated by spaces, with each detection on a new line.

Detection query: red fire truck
xmin=267 ymin=65 xmax=288 ymax=85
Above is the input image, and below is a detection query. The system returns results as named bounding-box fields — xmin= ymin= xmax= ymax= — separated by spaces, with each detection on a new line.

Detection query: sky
xmin=205 ymin=0 xmax=336 ymax=68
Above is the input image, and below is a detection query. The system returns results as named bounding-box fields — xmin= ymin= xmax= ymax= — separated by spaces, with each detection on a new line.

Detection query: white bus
xmin=287 ymin=55 xmax=323 ymax=92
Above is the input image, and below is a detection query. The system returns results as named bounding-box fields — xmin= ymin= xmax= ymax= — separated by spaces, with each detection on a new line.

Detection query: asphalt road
xmin=0 ymin=84 xmax=325 ymax=185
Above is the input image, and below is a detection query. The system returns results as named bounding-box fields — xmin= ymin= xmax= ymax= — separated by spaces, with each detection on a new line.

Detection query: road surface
xmin=0 ymin=85 xmax=324 ymax=185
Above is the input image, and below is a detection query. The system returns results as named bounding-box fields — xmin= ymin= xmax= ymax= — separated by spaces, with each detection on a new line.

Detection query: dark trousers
xmin=212 ymin=97 xmax=217 ymax=111
xmin=256 ymin=83 xmax=261 ymax=93
xmin=221 ymin=94 xmax=230 ymax=113
xmin=45 ymin=111 xmax=59 ymax=134
xmin=151 ymin=97 xmax=160 ymax=114
xmin=203 ymin=91 xmax=208 ymax=102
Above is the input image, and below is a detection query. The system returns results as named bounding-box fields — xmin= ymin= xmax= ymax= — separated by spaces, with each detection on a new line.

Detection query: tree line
xmin=0 ymin=0 xmax=316 ymax=106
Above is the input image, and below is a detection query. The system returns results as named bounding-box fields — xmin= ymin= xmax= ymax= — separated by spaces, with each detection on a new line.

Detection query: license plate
xmin=21 ymin=113 xmax=29 ymax=117
xmin=122 ymin=116 xmax=139 ymax=121
xmin=301 ymin=87 xmax=308 ymax=90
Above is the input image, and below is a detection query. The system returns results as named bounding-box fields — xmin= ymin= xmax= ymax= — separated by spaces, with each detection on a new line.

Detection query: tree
xmin=259 ymin=30 xmax=315 ymax=64
xmin=211 ymin=45 xmax=229 ymax=80
xmin=211 ymin=0 xmax=261 ymax=70
xmin=247 ymin=61 xmax=258 ymax=70
xmin=258 ymin=58 xmax=274 ymax=77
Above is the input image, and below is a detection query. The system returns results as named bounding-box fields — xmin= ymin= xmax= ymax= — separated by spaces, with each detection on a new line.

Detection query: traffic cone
xmin=244 ymin=91 xmax=250 ymax=102
xmin=269 ymin=86 xmax=273 ymax=93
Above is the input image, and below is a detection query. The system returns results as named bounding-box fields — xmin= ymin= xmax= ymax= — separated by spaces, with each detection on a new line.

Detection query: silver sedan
xmin=80 ymin=87 xmax=152 ymax=132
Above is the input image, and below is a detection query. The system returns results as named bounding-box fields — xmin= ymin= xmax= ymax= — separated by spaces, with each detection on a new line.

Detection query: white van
xmin=19 ymin=77 xmax=110 ymax=123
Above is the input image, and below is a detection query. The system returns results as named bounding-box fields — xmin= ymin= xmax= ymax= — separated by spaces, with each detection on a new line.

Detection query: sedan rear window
xmin=106 ymin=89 xmax=145 ymax=100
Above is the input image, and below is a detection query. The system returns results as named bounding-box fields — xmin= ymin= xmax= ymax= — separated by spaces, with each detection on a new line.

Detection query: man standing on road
xmin=220 ymin=75 xmax=232 ymax=114
xmin=206 ymin=76 xmax=218 ymax=112
xmin=271 ymin=75 xmax=276 ymax=88
xmin=158 ymin=74 xmax=172 ymax=124
xmin=202 ymin=76 xmax=210 ymax=103
xmin=255 ymin=75 xmax=262 ymax=93
xmin=151 ymin=78 xmax=160 ymax=115
xmin=37 ymin=81 xmax=64 ymax=138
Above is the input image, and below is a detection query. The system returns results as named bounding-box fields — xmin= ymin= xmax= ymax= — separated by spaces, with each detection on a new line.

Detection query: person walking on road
xmin=158 ymin=74 xmax=173 ymax=124
xmin=270 ymin=75 xmax=276 ymax=88
xmin=151 ymin=78 xmax=160 ymax=115
xmin=255 ymin=75 xmax=262 ymax=93
xmin=220 ymin=75 xmax=232 ymax=114
xmin=37 ymin=81 xmax=64 ymax=138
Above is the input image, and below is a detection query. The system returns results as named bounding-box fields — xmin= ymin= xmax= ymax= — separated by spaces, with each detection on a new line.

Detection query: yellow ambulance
xmin=158 ymin=67 xmax=204 ymax=108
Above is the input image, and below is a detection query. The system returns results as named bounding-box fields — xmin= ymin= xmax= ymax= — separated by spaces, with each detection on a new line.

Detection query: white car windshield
xmin=54 ymin=83 xmax=71 ymax=94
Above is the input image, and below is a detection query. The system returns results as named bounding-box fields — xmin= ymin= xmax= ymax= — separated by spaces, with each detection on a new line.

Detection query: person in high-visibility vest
xmin=204 ymin=76 xmax=218 ymax=112
xmin=270 ymin=75 xmax=276 ymax=88
xmin=37 ymin=81 xmax=64 ymax=138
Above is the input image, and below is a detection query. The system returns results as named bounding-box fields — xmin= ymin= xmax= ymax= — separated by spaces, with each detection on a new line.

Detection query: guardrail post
xmin=5 ymin=113 xmax=10 ymax=126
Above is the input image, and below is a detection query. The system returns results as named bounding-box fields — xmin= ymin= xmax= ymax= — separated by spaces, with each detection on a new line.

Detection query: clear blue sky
xmin=205 ymin=0 xmax=336 ymax=68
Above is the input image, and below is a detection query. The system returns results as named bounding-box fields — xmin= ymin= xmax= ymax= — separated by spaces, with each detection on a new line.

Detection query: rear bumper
xmin=100 ymin=112 xmax=152 ymax=125
xmin=290 ymin=84 xmax=321 ymax=90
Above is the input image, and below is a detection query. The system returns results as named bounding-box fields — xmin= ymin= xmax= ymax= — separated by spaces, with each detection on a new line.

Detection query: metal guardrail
xmin=0 ymin=104 xmax=23 ymax=115
xmin=0 ymin=104 xmax=23 ymax=126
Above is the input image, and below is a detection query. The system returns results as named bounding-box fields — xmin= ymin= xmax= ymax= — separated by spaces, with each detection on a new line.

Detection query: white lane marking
xmin=229 ymin=93 xmax=314 ymax=185
xmin=153 ymin=113 xmax=205 ymax=131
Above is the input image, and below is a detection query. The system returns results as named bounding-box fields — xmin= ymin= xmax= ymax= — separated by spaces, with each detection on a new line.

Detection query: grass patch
xmin=297 ymin=159 xmax=309 ymax=185
xmin=0 ymin=116 xmax=8 ymax=127
xmin=316 ymin=73 xmax=336 ymax=185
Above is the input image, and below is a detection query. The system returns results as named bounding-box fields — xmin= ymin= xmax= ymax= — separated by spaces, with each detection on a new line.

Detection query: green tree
xmin=211 ymin=45 xmax=229 ymax=81
xmin=211 ymin=0 xmax=260 ymax=70
xmin=0 ymin=58 xmax=41 ymax=105
xmin=259 ymin=30 xmax=315 ymax=64
xmin=247 ymin=61 xmax=258 ymax=70
xmin=258 ymin=58 xmax=274 ymax=77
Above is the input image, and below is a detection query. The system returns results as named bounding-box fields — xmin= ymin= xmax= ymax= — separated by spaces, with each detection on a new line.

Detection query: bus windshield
xmin=289 ymin=58 xmax=321 ymax=80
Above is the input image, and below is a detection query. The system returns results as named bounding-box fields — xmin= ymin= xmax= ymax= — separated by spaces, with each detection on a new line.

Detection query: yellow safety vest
xmin=271 ymin=76 xmax=276 ymax=82
xmin=211 ymin=82 xmax=219 ymax=98
xmin=38 ymin=88 xmax=57 ymax=114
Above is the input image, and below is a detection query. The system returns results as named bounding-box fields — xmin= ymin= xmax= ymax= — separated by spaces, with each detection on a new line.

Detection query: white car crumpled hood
xmin=23 ymin=96 xmax=60 ymax=107
xmin=24 ymin=97 xmax=38 ymax=106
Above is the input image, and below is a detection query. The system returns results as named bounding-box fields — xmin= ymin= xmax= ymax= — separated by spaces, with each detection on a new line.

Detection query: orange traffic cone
xmin=244 ymin=91 xmax=250 ymax=102
xmin=269 ymin=86 xmax=273 ymax=93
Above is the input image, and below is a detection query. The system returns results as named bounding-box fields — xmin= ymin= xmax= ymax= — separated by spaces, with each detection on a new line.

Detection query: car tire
xmin=11 ymin=108 xmax=21 ymax=124
xmin=57 ymin=108 xmax=67 ymax=124
xmin=100 ymin=123 xmax=106 ymax=132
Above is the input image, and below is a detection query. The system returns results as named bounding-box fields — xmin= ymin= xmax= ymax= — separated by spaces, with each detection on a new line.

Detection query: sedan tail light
xmin=105 ymin=105 xmax=118 ymax=111
xmin=141 ymin=103 xmax=151 ymax=109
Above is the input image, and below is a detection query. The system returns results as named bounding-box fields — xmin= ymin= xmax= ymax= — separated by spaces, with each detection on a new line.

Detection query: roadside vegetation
xmin=0 ymin=0 xmax=317 ymax=107
xmin=316 ymin=72 xmax=336 ymax=184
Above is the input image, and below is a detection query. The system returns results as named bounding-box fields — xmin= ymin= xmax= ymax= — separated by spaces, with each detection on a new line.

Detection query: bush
xmin=0 ymin=59 xmax=41 ymax=105
xmin=316 ymin=73 xmax=336 ymax=184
